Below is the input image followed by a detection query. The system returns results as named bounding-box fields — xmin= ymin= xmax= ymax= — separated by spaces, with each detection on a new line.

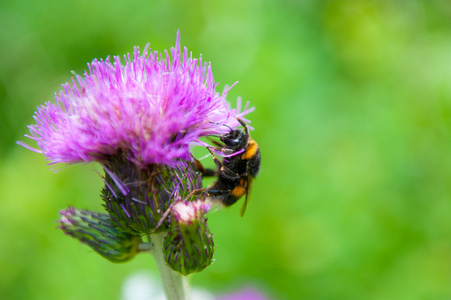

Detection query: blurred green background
xmin=2 ymin=0 xmax=451 ymax=299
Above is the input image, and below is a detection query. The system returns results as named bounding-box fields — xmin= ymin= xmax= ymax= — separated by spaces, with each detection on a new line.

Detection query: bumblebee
xmin=152 ymin=118 xmax=261 ymax=231
xmin=192 ymin=118 xmax=261 ymax=216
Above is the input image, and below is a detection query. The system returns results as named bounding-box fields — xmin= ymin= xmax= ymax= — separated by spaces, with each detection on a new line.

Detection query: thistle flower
xmin=19 ymin=31 xmax=253 ymax=169
xmin=164 ymin=200 xmax=214 ymax=275
xmin=19 ymin=30 xmax=253 ymax=232
xmin=20 ymin=31 xmax=255 ymax=294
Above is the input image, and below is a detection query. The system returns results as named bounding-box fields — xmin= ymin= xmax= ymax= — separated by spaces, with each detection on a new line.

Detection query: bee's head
xmin=220 ymin=128 xmax=248 ymax=150
xmin=208 ymin=118 xmax=250 ymax=152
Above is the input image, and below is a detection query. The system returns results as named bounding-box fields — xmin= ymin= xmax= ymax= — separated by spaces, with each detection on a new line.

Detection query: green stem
xmin=149 ymin=233 xmax=190 ymax=300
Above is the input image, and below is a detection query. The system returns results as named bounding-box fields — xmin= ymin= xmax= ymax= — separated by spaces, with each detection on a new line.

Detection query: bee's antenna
xmin=208 ymin=121 xmax=233 ymax=131
xmin=223 ymin=124 xmax=233 ymax=131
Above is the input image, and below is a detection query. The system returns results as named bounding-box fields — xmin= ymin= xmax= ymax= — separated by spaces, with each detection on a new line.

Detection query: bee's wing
xmin=240 ymin=164 xmax=254 ymax=217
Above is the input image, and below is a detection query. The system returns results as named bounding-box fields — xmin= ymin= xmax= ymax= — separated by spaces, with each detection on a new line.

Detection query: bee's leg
xmin=206 ymin=147 xmax=240 ymax=180
xmin=205 ymin=189 xmax=230 ymax=197
xmin=191 ymin=154 xmax=216 ymax=177
xmin=206 ymin=136 xmax=224 ymax=147
xmin=237 ymin=118 xmax=249 ymax=136
xmin=183 ymin=188 xmax=207 ymax=202
xmin=218 ymin=166 xmax=240 ymax=180
xmin=206 ymin=147 xmax=224 ymax=169
xmin=207 ymin=145 xmax=235 ymax=155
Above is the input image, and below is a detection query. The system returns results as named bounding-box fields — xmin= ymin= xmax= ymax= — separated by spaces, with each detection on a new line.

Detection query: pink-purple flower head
xmin=20 ymin=31 xmax=254 ymax=169
xmin=172 ymin=200 xmax=211 ymax=225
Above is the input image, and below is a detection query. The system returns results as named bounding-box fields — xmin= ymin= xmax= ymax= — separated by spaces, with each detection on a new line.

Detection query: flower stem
xmin=149 ymin=233 xmax=190 ymax=300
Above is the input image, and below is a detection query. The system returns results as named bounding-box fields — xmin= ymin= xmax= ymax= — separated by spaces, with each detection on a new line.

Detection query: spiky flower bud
xmin=58 ymin=208 xmax=141 ymax=263
xmin=101 ymin=156 xmax=201 ymax=235
xmin=164 ymin=200 xmax=215 ymax=275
